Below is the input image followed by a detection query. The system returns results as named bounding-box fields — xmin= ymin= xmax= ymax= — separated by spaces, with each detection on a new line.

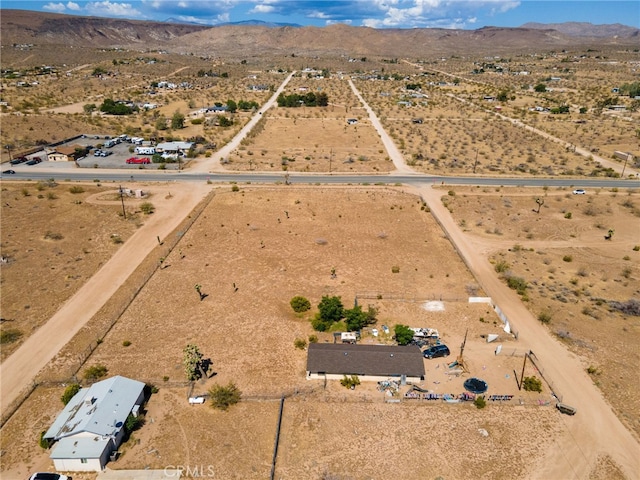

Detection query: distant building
xmin=43 ymin=376 xmax=145 ymax=472
xmin=47 ymin=144 xmax=86 ymax=161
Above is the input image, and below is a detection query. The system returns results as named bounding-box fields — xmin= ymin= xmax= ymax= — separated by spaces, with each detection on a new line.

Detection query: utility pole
xmin=473 ymin=148 xmax=479 ymax=173
xmin=329 ymin=148 xmax=333 ymax=174
xmin=621 ymin=153 xmax=631 ymax=178
xmin=518 ymin=352 xmax=528 ymax=391
xmin=119 ymin=185 xmax=127 ymax=220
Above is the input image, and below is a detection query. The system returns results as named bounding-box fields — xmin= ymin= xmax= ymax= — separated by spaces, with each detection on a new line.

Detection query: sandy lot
xmin=0 ymin=182 xmax=139 ymax=359
xmin=4 ymin=186 xmax=634 ymax=480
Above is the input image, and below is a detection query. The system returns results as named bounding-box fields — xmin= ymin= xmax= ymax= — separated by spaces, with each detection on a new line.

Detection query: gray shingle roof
xmin=306 ymin=343 xmax=425 ymax=378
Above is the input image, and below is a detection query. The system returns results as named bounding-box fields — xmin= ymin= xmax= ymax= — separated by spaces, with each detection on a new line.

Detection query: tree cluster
xmin=100 ymin=98 xmax=136 ymax=115
xmin=394 ymin=324 xmax=414 ymax=346
xmin=310 ymin=295 xmax=377 ymax=332
xmin=277 ymin=91 xmax=328 ymax=107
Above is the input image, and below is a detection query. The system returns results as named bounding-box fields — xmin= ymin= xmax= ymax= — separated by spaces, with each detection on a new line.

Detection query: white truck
xmin=135 ymin=146 xmax=156 ymax=155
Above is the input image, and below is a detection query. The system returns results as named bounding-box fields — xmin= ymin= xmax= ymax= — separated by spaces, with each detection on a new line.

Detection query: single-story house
xmin=306 ymin=343 xmax=425 ymax=383
xmin=155 ymin=141 xmax=194 ymax=156
xmin=47 ymin=145 xmax=86 ymax=162
xmin=43 ymin=375 xmax=145 ymax=472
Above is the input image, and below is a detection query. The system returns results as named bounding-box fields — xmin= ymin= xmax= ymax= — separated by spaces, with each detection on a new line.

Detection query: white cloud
xmin=66 ymin=1 xmax=81 ymax=10
xmin=362 ymin=0 xmax=519 ymax=28
xmin=308 ymin=10 xmax=330 ymax=20
xmin=43 ymin=2 xmax=67 ymax=13
xmin=85 ymin=1 xmax=142 ymax=17
xmin=250 ymin=4 xmax=276 ymax=14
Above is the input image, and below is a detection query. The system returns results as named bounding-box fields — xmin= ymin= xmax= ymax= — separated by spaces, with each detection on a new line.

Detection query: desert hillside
xmin=1 ymin=9 xmax=638 ymax=58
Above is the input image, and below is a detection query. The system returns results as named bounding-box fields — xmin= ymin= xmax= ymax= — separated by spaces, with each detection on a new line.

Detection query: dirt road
xmin=200 ymin=71 xmax=296 ymax=173
xmin=348 ymin=78 xmax=416 ymax=174
xmin=0 ymin=71 xmax=299 ymax=417
xmin=0 ymin=182 xmax=210 ymax=414
xmin=414 ymin=184 xmax=640 ymax=479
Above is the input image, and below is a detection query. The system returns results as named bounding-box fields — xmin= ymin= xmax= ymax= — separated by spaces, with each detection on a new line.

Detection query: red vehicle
xmin=126 ymin=157 xmax=150 ymax=164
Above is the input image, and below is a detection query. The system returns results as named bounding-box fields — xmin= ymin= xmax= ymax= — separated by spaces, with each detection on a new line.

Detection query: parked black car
xmin=423 ymin=344 xmax=450 ymax=359
xmin=25 ymin=158 xmax=42 ymax=165
xmin=10 ymin=157 xmax=27 ymax=165
xmin=2 ymin=169 xmax=16 ymax=174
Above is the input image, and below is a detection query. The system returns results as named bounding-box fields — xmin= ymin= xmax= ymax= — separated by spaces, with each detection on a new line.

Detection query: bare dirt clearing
xmin=4 ymin=186 xmax=630 ymax=479
xmin=0 ymin=182 xmax=139 ymax=359
xmin=226 ymin=76 xmax=392 ymax=172
xmin=440 ymin=185 xmax=640 ymax=437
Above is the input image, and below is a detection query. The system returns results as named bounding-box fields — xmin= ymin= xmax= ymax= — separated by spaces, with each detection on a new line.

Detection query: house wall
xmin=307 ymin=372 xmax=422 ymax=383
xmin=53 ymin=456 xmax=103 ymax=472
xmin=47 ymin=153 xmax=69 ymax=162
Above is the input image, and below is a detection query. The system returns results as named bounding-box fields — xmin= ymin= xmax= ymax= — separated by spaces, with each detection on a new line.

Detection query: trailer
xmin=556 ymin=402 xmax=577 ymax=415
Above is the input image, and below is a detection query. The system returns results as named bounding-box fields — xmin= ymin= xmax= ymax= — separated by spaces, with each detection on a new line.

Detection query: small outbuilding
xmin=306 ymin=343 xmax=425 ymax=382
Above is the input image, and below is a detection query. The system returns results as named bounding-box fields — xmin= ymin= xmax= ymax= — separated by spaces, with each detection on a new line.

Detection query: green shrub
xmin=564 ymin=212 xmax=572 ymax=219
xmin=474 ymin=395 xmax=486 ymax=409
xmin=391 ymin=265 xmax=400 ymax=273
xmin=122 ymin=340 xmax=131 ymax=347
xmin=231 ymin=184 xmax=240 ymax=192
xmin=311 ymin=316 xmax=329 ymax=332
xmin=294 ymin=338 xmax=307 ymax=350
xmin=39 ymin=431 xmax=50 ymax=449
xmin=140 ymin=202 xmax=155 ymax=215
xmin=494 ymin=260 xmax=510 ymax=273
xmin=563 ymin=255 xmax=573 ymax=262
xmin=125 ymin=413 xmax=143 ymax=434
xmin=523 ymin=376 xmax=542 ymax=393
xmin=84 ymin=364 xmax=108 ymax=380
xmin=61 ymin=383 xmax=81 ymax=405
xmin=537 ymin=311 xmax=552 ymax=324
xmin=340 ymin=375 xmax=361 ymax=389
xmin=290 ymin=295 xmax=311 ymax=313
xmin=506 ymin=275 xmax=527 ymax=294
xmin=1 ymin=328 xmax=23 ymax=344
xmin=69 ymin=186 xmax=85 ymax=194
xmin=308 ymin=334 xmax=318 ymax=343
xmin=394 ymin=324 xmax=414 ymax=346
xmin=208 ymin=382 xmax=242 ymax=410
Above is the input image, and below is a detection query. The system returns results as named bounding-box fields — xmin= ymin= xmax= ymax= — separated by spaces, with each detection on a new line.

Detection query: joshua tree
xmin=534 ymin=197 xmax=544 ymax=214
xmin=605 ymin=228 xmax=614 ymax=240
xmin=194 ymin=283 xmax=206 ymax=301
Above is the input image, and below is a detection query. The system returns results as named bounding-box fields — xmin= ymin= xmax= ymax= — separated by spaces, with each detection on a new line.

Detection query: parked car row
xmin=94 ymin=149 xmax=113 ymax=157
xmin=8 ymin=156 xmax=42 ymax=166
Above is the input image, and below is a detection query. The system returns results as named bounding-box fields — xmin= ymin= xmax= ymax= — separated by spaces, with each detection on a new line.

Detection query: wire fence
xmin=355 ymin=291 xmax=465 ymax=303
xmin=1 ymin=191 xmax=217 ymax=428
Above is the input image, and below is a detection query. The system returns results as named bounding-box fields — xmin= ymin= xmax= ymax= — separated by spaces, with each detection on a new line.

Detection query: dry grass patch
xmin=442 ymin=186 xmax=640 ymax=437
xmin=0 ymin=182 xmax=140 ymax=360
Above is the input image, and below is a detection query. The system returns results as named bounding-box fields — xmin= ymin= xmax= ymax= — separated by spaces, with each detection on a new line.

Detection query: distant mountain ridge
xmin=522 ymin=21 xmax=639 ymax=38
xmin=1 ymin=9 xmax=638 ymax=58
xmin=163 ymin=18 xmax=301 ymax=28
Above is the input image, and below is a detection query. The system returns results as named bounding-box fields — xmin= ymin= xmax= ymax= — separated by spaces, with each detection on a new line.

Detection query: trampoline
xmin=464 ymin=377 xmax=488 ymax=394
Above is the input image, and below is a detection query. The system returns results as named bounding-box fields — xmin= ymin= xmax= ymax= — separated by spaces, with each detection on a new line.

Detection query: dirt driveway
xmin=413 ymin=184 xmax=640 ymax=479
xmin=0 ymin=181 xmax=210 ymax=413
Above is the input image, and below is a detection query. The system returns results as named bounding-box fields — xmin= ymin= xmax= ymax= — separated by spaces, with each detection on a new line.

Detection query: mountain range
xmin=1 ymin=9 xmax=638 ymax=58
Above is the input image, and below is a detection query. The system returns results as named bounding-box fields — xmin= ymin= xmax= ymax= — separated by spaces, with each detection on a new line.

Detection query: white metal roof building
xmin=44 ymin=375 xmax=145 ymax=472
xmin=155 ymin=141 xmax=193 ymax=153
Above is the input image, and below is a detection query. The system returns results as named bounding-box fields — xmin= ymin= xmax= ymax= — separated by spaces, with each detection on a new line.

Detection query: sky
xmin=3 ymin=0 xmax=639 ymax=29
